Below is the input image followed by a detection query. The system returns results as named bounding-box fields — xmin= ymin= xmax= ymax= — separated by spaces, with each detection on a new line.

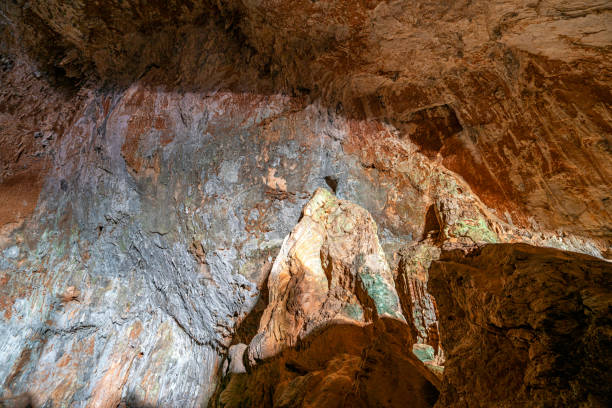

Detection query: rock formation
xmin=246 ymin=188 xmax=405 ymax=361
xmin=0 ymin=0 xmax=610 ymax=406
xmin=217 ymin=188 xmax=439 ymax=407
xmin=429 ymin=244 xmax=612 ymax=408
xmin=396 ymin=240 xmax=445 ymax=374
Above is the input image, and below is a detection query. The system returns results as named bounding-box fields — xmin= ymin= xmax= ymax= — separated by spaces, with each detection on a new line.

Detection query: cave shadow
xmin=231 ymin=269 xmax=270 ymax=346
xmin=2 ymin=0 xmax=467 ymax=127
xmin=118 ymin=397 xmax=156 ymax=408
xmin=421 ymin=204 xmax=442 ymax=242
xmin=119 ymin=395 xmax=164 ymax=408
xmin=0 ymin=392 xmax=34 ymax=408
xmin=211 ymin=317 xmax=440 ymax=408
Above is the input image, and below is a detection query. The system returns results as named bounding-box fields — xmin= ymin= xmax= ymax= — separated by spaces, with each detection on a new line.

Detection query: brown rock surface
xmin=429 ymin=244 xmax=612 ymax=407
xmin=0 ymin=39 xmax=87 ymax=234
xmin=247 ymin=188 xmax=405 ymax=364
xmin=216 ymin=189 xmax=440 ymax=407
xmin=218 ymin=322 xmax=440 ymax=408
xmin=3 ymin=0 xmax=611 ymax=242
xmin=0 ymin=0 xmax=610 ymax=406
xmin=224 ymin=0 xmax=612 ymax=239
xmin=396 ymin=240 xmax=445 ymax=374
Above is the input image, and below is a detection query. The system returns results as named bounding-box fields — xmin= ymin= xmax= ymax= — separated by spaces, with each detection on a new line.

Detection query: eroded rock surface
xmin=216 ymin=189 xmax=439 ymax=407
xmin=247 ymin=188 xmax=403 ymax=362
xmin=396 ymin=240 xmax=445 ymax=374
xmin=0 ymin=0 xmax=610 ymax=406
xmin=429 ymin=244 xmax=612 ymax=408
xmin=4 ymin=0 xmax=611 ymax=240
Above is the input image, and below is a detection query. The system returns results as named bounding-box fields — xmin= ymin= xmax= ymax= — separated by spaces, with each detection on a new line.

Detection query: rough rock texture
xmin=4 ymin=0 xmax=611 ymax=240
xmin=223 ymin=0 xmax=612 ymax=241
xmin=2 ymin=71 xmax=602 ymax=408
xmin=429 ymin=244 xmax=612 ymax=408
xmin=246 ymin=188 xmax=405 ymax=364
xmin=217 ymin=322 xmax=440 ymax=408
xmin=396 ymin=240 xmax=445 ymax=373
xmin=216 ymin=189 xmax=440 ymax=407
xmin=0 ymin=0 xmax=610 ymax=406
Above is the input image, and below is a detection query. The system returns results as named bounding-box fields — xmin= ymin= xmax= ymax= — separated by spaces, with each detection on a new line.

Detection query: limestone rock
xmin=226 ymin=344 xmax=248 ymax=375
xmin=0 ymin=0 xmax=610 ymax=406
xmin=429 ymin=244 xmax=612 ymax=407
xmin=214 ymin=189 xmax=440 ymax=407
xmin=3 ymin=0 xmax=611 ymax=242
xmin=247 ymin=188 xmax=404 ymax=364
xmin=396 ymin=241 xmax=444 ymax=375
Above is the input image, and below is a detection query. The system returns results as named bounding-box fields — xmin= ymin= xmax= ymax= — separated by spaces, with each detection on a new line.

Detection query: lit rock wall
xmin=215 ymin=189 xmax=439 ymax=408
xmin=0 ymin=73 xmax=608 ymax=406
xmin=0 ymin=1 xmax=610 ymax=406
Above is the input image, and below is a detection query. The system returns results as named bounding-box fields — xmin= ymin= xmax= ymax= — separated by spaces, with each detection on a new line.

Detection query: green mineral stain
xmin=452 ymin=217 xmax=498 ymax=243
xmin=118 ymin=233 xmax=129 ymax=252
xmin=412 ymin=344 xmax=435 ymax=362
xmin=412 ymin=310 xmax=426 ymax=334
xmin=435 ymin=171 xmax=462 ymax=196
xmin=342 ymin=303 xmax=364 ymax=321
xmin=53 ymin=239 xmax=67 ymax=259
xmin=359 ymin=272 xmax=402 ymax=319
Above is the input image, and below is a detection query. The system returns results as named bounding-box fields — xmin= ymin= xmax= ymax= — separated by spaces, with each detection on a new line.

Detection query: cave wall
xmin=429 ymin=244 xmax=612 ymax=408
xmin=5 ymin=0 xmax=609 ymax=238
xmin=0 ymin=1 xmax=610 ymax=407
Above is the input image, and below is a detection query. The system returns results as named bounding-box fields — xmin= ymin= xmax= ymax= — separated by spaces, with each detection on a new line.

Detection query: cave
xmin=0 ymin=1 xmax=610 ymax=407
